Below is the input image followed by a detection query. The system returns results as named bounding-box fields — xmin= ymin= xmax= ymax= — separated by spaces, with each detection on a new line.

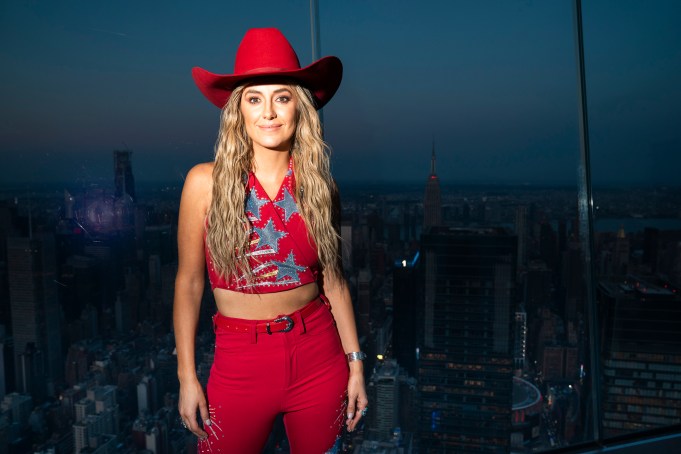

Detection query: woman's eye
xmin=276 ymin=96 xmax=291 ymax=103
xmin=247 ymin=97 xmax=260 ymax=104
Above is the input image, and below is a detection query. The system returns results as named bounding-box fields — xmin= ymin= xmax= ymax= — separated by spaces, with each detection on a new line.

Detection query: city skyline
xmin=1 ymin=138 xmax=681 ymax=451
xmin=2 ymin=1 xmax=681 ymax=452
xmin=2 ymin=1 xmax=680 ymax=186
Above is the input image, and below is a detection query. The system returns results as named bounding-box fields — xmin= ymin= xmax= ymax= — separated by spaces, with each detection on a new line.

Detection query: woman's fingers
xmin=199 ymin=397 xmax=211 ymax=436
xmin=346 ymin=397 xmax=368 ymax=431
xmin=345 ymin=377 xmax=369 ymax=432
xmin=346 ymin=395 xmax=356 ymax=422
xmin=186 ymin=413 xmax=208 ymax=439
xmin=179 ymin=405 xmax=208 ymax=439
xmin=179 ymin=382 xmax=209 ymax=439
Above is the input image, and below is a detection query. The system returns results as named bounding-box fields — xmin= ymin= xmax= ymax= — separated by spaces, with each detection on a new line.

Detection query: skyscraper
xmin=598 ymin=276 xmax=681 ymax=436
xmin=514 ymin=310 xmax=527 ymax=370
xmin=515 ymin=205 xmax=529 ymax=278
xmin=7 ymin=234 xmax=62 ymax=398
xmin=370 ymin=359 xmax=400 ymax=434
xmin=423 ymin=144 xmax=442 ymax=229
xmin=114 ymin=150 xmax=136 ymax=202
xmin=392 ymin=252 xmax=420 ymax=377
xmin=418 ymin=226 xmax=517 ymax=452
xmin=357 ymin=268 xmax=372 ymax=336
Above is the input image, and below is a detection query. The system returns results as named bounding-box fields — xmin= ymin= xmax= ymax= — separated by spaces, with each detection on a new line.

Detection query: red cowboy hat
xmin=192 ymin=28 xmax=342 ymax=110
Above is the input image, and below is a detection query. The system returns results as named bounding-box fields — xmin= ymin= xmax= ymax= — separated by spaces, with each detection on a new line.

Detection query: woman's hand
xmin=174 ymin=163 xmax=212 ymax=439
xmin=178 ymin=377 xmax=210 ymax=439
xmin=320 ymin=265 xmax=368 ymax=432
xmin=345 ymin=363 xmax=368 ymax=432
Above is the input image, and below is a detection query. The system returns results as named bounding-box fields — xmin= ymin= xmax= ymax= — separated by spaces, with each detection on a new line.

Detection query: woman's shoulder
xmin=187 ymin=161 xmax=214 ymax=179
xmin=182 ymin=162 xmax=214 ymax=201
xmin=185 ymin=162 xmax=215 ymax=186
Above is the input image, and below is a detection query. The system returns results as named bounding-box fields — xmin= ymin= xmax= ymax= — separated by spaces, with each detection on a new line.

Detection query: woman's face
xmin=240 ymin=83 xmax=298 ymax=154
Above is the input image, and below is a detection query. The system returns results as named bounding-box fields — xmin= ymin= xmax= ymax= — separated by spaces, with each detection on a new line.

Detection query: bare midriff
xmin=213 ymin=282 xmax=320 ymax=319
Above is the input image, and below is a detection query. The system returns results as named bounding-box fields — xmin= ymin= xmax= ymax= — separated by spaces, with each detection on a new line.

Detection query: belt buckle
xmin=266 ymin=315 xmax=294 ymax=334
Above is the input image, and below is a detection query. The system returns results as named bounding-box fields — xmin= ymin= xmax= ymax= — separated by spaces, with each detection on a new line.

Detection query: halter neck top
xmin=205 ymin=160 xmax=320 ymax=293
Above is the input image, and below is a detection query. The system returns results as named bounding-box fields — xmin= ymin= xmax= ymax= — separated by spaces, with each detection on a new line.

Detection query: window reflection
xmin=584 ymin=0 xmax=681 ymax=442
xmin=1 ymin=0 xmax=679 ymax=453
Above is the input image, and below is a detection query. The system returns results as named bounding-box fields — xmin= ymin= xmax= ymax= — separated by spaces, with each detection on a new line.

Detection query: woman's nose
xmin=262 ymin=103 xmax=276 ymax=120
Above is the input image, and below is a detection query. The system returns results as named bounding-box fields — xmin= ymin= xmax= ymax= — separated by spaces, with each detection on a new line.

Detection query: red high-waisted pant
xmin=198 ymin=297 xmax=348 ymax=454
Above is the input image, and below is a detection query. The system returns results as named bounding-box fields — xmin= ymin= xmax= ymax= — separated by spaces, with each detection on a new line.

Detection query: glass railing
xmin=583 ymin=0 xmax=681 ymax=446
xmin=320 ymin=0 xmax=680 ymax=452
xmin=1 ymin=1 xmax=679 ymax=453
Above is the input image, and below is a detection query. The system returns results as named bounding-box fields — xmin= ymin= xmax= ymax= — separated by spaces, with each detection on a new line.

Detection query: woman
xmin=174 ymin=28 xmax=368 ymax=453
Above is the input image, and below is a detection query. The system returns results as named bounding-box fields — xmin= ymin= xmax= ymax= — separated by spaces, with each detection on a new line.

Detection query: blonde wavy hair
xmin=206 ymin=83 xmax=342 ymax=285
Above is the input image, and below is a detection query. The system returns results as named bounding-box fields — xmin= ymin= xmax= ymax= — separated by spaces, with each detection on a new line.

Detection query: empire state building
xmin=423 ymin=144 xmax=442 ymax=229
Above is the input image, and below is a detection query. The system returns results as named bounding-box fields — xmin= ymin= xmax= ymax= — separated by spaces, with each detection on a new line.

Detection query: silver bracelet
xmin=346 ymin=351 xmax=367 ymax=362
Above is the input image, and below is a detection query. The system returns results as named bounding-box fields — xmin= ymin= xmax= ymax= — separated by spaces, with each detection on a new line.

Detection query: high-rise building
xmin=392 ymin=252 xmax=420 ymax=377
xmin=74 ymin=397 xmax=95 ymax=423
xmin=526 ymin=260 xmax=552 ymax=315
xmin=73 ymin=421 xmax=88 ymax=454
xmin=114 ymin=150 xmax=136 ymax=202
xmin=357 ymin=268 xmax=372 ymax=336
xmin=146 ymin=426 xmax=161 ymax=453
xmin=7 ymin=234 xmax=62 ymax=398
xmin=423 ymin=144 xmax=442 ymax=229
xmin=61 ymin=386 xmax=86 ymax=421
xmin=612 ymin=226 xmax=630 ymax=277
xmin=598 ymin=276 xmax=681 ymax=436
xmin=115 ymin=291 xmax=133 ymax=335
xmin=137 ymin=375 xmax=158 ymax=415
xmin=418 ymin=226 xmax=517 ymax=452
xmin=515 ymin=205 xmax=529 ymax=277
xmin=88 ymin=385 xmax=117 ymax=414
xmin=72 ymin=385 xmax=120 ymax=452
xmin=562 ymin=239 xmax=585 ymax=323
xmin=643 ymin=227 xmax=659 ymax=273
xmin=514 ymin=310 xmax=527 ymax=370
xmin=363 ymin=359 xmax=417 ymax=453
xmin=371 ymin=360 xmax=400 ymax=434
xmin=1 ymin=392 xmax=33 ymax=426
xmin=58 ymin=254 xmax=101 ymax=329
xmin=17 ymin=343 xmax=45 ymax=400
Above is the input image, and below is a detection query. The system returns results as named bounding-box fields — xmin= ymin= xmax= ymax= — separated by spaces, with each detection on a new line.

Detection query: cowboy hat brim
xmin=192 ymin=56 xmax=342 ymax=110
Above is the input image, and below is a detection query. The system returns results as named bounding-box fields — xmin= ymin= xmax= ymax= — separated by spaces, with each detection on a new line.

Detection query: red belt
xmin=213 ymin=296 xmax=326 ymax=335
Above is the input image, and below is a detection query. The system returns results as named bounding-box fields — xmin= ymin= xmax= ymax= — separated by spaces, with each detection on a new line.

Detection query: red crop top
xmin=205 ymin=159 xmax=320 ymax=293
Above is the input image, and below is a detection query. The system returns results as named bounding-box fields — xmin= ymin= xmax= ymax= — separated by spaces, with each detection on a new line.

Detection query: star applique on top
xmin=274 ymin=188 xmax=299 ymax=222
xmin=252 ymin=219 xmax=286 ymax=252
xmin=246 ymin=187 xmax=268 ymax=220
xmin=273 ymin=251 xmax=306 ymax=282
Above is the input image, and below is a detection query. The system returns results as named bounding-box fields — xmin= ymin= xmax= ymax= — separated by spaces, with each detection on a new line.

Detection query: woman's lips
xmin=258 ymin=124 xmax=282 ymax=131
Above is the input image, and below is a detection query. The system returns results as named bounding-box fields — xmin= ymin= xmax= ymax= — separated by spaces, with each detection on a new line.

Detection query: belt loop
xmin=319 ymin=293 xmax=331 ymax=309
xmin=296 ymin=310 xmax=306 ymax=335
xmin=250 ymin=324 xmax=257 ymax=344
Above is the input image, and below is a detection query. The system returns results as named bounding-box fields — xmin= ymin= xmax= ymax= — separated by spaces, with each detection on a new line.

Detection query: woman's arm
xmin=174 ymin=163 xmax=213 ymax=439
xmin=322 ymin=180 xmax=368 ymax=432
xmin=323 ymin=273 xmax=368 ymax=432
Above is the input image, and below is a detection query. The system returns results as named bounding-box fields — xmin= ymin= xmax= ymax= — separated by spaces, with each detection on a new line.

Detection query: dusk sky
xmin=1 ymin=0 xmax=680 ymax=186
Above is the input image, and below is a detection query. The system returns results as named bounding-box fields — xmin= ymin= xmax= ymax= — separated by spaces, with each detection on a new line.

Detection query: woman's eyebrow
xmin=243 ymin=87 xmax=292 ymax=96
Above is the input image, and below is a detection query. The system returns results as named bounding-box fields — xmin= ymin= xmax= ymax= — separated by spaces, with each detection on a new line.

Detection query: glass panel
xmin=583 ymin=0 xmax=681 ymax=441
xmin=8 ymin=0 xmax=677 ymax=452
xmin=321 ymin=1 xmax=595 ymax=451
